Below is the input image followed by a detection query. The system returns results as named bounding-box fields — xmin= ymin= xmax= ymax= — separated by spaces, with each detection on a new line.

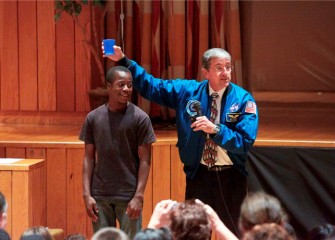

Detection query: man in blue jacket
xmin=105 ymin=46 xmax=258 ymax=236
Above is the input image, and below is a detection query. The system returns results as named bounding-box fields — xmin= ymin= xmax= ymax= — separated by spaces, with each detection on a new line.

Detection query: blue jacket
xmin=119 ymin=57 xmax=259 ymax=179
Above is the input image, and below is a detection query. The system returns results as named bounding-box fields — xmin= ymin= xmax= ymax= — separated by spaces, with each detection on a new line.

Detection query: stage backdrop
xmin=247 ymin=146 xmax=335 ymax=240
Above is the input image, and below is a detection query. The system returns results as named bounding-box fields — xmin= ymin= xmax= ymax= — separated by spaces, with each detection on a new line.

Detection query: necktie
xmin=203 ymin=93 xmax=219 ymax=167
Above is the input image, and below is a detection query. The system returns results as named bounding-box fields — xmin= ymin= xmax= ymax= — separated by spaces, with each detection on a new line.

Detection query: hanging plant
xmin=54 ymin=0 xmax=110 ymax=87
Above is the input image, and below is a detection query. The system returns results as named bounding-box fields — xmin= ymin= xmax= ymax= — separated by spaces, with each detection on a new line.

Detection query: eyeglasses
xmin=213 ymin=64 xmax=232 ymax=73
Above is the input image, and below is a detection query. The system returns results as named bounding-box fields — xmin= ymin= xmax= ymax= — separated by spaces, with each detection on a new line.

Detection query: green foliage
xmin=54 ymin=0 xmax=107 ymax=22
xmin=54 ymin=0 xmax=110 ymax=86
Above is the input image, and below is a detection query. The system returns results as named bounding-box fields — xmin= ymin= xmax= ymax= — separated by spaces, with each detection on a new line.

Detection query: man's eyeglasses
xmin=213 ymin=65 xmax=232 ymax=73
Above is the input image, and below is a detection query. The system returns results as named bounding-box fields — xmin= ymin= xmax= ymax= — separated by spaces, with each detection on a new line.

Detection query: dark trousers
xmin=185 ymin=164 xmax=247 ymax=237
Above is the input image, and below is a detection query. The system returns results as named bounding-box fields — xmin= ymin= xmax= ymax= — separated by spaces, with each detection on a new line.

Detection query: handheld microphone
xmin=186 ymin=100 xmax=202 ymax=123
xmin=193 ymin=101 xmax=202 ymax=117
xmin=189 ymin=101 xmax=202 ymax=123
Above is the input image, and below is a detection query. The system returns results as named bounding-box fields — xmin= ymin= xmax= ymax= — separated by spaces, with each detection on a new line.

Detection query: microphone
xmin=188 ymin=101 xmax=202 ymax=123
xmin=193 ymin=101 xmax=202 ymax=117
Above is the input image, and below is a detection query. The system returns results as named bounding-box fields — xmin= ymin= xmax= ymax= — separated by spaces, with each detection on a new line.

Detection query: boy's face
xmin=107 ymin=71 xmax=133 ymax=104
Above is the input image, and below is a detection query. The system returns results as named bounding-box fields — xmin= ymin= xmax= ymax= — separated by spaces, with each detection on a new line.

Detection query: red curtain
xmin=105 ymin=0 xmax=242 ymax=121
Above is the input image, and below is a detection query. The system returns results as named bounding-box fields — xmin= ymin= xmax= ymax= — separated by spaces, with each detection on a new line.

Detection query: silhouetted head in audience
xmin=238 ymin=191 xmax=289 ymax=234
xmin=20 ymin=226 xmax=52 ymax=240
xmin=91 ymin=227 xmax=129 ymax=240
xmin=0 ymin=191 xmax=8 ymax=229
xmin=169 ymin=199 xmax=211 ymax=240
xmin=242 ymin=223 xmax=294 ymax=240
xmin=308 ymin=223 xmax=335 ymax=240
xmin=133 ymin=227 xmax=173 ymax=240
xmin=65 ymin=233 xmax=87 ymax=240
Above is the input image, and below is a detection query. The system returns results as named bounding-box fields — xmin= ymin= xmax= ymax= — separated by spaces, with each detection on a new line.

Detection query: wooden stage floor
xmin=0 ymin=105 xmax=334 ymax=148
xmin=254 ymin=105 xmax=335 ymax=148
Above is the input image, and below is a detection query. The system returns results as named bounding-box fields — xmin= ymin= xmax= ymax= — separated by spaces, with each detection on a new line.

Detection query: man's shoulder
xmin=230 ymin=82 xmax=247 ymax=91
xmin=229 ymin=83 xmax=253 ymax=97
xmin=180 ymin=79 xmax=207 ymax=92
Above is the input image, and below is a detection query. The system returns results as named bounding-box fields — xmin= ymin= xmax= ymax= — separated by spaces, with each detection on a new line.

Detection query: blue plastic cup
xmin=103 ymin=39 xmax=115 ymax=55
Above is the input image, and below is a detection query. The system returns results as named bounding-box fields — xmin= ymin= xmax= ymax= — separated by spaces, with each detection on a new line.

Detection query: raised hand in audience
xmin=196 ymin=199 xmax=238 ymax=240
xmin=147 ymin=199 xmax=177 ymax=229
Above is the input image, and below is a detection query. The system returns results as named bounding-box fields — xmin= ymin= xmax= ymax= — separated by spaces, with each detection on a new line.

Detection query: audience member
xmin=147 ymin=199 xmax=177 ymax=229
xmin=65 ymin=233 xmax=87 ymax=240
xmin=147 ymin=199 xmax=238 ymax=240
xmin=169 ymin=199 xmax=211 ymax=240
xmin=308 ymin=223 xmax=335 ymax=240
xmin=0 ymin=191 xmax=8 ymax=229
xmin=0 ymin=192 xmax=10 ymax=239
xmin=20 ymin=226 xmax=52 ymax=240
xmin=91 ymin=227 xmax=129 ymax=240
xmin=238 ymin=191 xmax=289 ymax=234
xmin=133 ymin=227 xmax=173 ymax=240
xmin=197 ymin=199 xmax=238 ymax=240
xmin=242 ymin=223 xmax=294 ymax=240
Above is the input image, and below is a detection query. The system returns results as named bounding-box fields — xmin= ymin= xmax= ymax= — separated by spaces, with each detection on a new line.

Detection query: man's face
xmin=202 ymin=57 xmax=232 ymax=90
xmin=107 ymin=71 xmax=133 ymax=104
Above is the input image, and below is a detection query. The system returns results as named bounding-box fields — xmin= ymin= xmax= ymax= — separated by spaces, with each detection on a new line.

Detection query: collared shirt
xmin=200 ymin=86 xmax=233 ymax=166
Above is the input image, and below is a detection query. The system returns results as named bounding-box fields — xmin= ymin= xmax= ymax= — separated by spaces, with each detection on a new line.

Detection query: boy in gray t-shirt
xmin=79 ymin=66 xmax=156 ymax=239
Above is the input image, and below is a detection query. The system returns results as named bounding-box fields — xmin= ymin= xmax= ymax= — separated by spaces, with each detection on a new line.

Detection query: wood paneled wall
xmin=0 ymin=141 xmax=185 ymax=239
xmin=0 ymin=0 xmax=92 ymax=112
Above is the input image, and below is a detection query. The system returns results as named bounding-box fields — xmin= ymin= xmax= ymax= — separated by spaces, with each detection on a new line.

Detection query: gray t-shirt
xmin=79 ymin=103 xmax=156 ymax=200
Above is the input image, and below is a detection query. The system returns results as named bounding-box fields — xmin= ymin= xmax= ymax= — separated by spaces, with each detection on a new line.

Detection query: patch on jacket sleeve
xmin=245 ymin=101 xmax=257 ymax=114
xmin=226 ymin=113 xmax=240 ymax=122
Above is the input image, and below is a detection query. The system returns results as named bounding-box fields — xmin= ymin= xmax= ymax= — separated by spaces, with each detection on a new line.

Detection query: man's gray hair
xmin=202 ymin=48 xmax=231 ymax=70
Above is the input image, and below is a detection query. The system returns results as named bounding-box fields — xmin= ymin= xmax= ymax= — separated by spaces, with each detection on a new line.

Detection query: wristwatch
xmin=213 ymin=124 xmax=221 ymax=134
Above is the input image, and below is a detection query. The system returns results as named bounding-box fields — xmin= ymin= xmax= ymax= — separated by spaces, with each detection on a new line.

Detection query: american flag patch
xmin=245 ymin=101 xmax=257 ymax=114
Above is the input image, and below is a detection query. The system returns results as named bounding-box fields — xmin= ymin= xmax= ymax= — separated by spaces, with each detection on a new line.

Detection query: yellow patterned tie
xmin=203 ymin=93 xmax=219 ymax=167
